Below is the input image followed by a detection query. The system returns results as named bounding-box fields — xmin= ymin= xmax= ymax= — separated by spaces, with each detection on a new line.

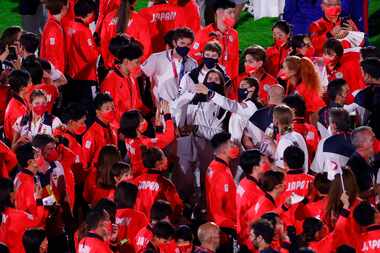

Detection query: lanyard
xmin=28 ymin=116 xmax=44 ymax=135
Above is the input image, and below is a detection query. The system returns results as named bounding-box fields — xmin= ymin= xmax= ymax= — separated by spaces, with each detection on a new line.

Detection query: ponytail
xmin=299 ymin=57 xmax=321 ymax=94
xmin=117 ymin=0 xmax=131 ymax=33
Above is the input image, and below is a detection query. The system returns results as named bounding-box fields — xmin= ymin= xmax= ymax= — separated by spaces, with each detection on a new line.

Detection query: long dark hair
xmin=96 ymin=145 xmax=121 ymax=188
xmin=0 ymin=178 xmax=14 ymax=223
xmin=116 ymin=0 xmax=136 ymax=33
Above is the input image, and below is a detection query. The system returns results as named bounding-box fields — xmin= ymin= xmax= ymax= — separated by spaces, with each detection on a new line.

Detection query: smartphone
xmin=7 ymin=46 xmax=17 ymax=61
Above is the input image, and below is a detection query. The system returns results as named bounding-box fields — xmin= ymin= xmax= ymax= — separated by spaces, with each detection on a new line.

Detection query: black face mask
xmin=238 ymin=88 xmax=249 ymax=102
xmin=205 ymin=82 xmax=224 ymax=95
xmin=203 ymin=57 xmax=218 ymax=69
xmin=175 ymin=46 xmax=190 ymax=57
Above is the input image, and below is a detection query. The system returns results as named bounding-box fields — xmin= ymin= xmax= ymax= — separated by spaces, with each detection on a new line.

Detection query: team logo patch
xmin=49 ymin=37 xmax=55 ymax=45
xmin=229 ymin=35 xmax=233 ymax=42
xmin=193 ymin=42 xmax=199 ymax=50
xmin=335 ymin=72 xmax=343 ymax=79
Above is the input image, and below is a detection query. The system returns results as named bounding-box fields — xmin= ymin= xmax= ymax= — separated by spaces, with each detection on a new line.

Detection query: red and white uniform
xmin=131 ymin=170 xmax=183 ymax=219
xmin=237 ymin=72 xmax=278 ymax=104
xmin=133 ymin=225 xmax=153 ymax=253
xmin=82 ymin=118 xmax=117 ymax=168
xmin=293 ymin=117 xmax=320 ymax=164
xmin=309 ymin=17 xmax=358 ymax=56
xmin=140 ymin=3 xmax=187 ymax=52
xmin=40 ymin=17 xmax=65 ymax=73
xmin=357 ymin=225 xmax=380 ymax=253
xmin=205 ymin=157 xmax=236 ymax=229
xmin=190 ymin=24 xmax=239 ymax=96
xmin=78 ymin=232 xmax=113 ymax=253
xmin=4 ymin=95 xmax=28 ymax=142
xmin=13 ymin=169 xmax=38 ymax=214
xmin=100 ymin=10 xmax=152 ymax=68
xmin=124 ymin=115 xmax=175 ymax=176
xmin=66 ymin=19 xmax=99 ymax=81
xmin=266 ymin=44 xmax=290 ymax=77
xmin=27 ymin=83 xmax=59 ymax=113
xmin=0 ymin=140 xmax=17 ymax=178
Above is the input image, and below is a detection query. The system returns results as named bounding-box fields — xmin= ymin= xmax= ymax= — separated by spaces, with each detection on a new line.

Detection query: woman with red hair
xmin=279 ymin=56 xmax=325 ymax=123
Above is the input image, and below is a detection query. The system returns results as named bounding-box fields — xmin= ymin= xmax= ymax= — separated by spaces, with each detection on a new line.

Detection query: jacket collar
xmin=215 ymin=157 xmax=229 ymax=167
xmin=86 ymin=232 xmax=104 ymax=241
xmin=287 ymin=169 xmax=305 ymax=174
xmin=265 ymin=192 xmax=276 ymax=206
xmin=367 ymin=224 xmax=380 ymax=232
xmin=13 ymin=94 xmax=26 ymax=106
xmin=95 ymin=117 xmax=109 ymax=128
xmin=20 ymin=168 xmax=34 ymax=177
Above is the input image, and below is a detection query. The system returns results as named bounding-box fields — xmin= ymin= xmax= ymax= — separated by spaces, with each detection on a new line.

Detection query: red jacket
xmin=124 ymin=116 xmax=175 ymax=177
xmin=82 ymin=118 xmax=118 ymax=168
xmin=40 ymin=17 xmax=65 ymax=73
xmin=140 ymin=3 xmax=187 ymax=52
xmin=95 ymin=0 xmax=120 ymax=35
xmin=66 ymin=19 xmax=99 ymax=81
xmin=78 ymin=232 xmax=113 ymax=253
xmin=116 ymin=208 xmax=149 ymax=252
xmin=266 ymin=44 xmax=290 ymax=77
xmin=83 ymin=167 xmax=114 ymax=207
xmin=205 ymin=157 xmax=236 ymax=229
xmin=101 ymin=68 xmax=145 ymax=125
xmin=357 ymin=225 xmax=380 ymax=253
xmin=0 ymin=140 xmax=17 ymax=178
xmin=308 ymin=233 xmax=333 ymax=253
xmin=131 ymin=170 xmax=183 ymax=219
xmin=175 ymin=0 xmax=200 ymax=34
xmin=309 ymin=17 xmax=358 ymax=56
xmin=0 ymin=207 xmax=46 ymax=253
xmin=27 ymin=83 xmax=59 ymax=113
xmin=236 ymin=176 xmax=265 ymax=242
xmin=57 ymin=145 xmax=76 ymax=210
xmin=100 ymin=11 xmax=152 ymax=69
xmin=237 ymin=71 xmax=277 ymax=104
xmin=134 ymin=225 xmax=153 ymax=253
xmin=13 ymin=169 xmax=38 ymax=214
xmin=4 ymin=96 xmax=28 ymax=142
xmin=326 ymin=54 xmax=365 ymax=104
xmin=190 ymin=24 xmax=239 ymax=89
xmin=293 ymin=117 xmax=320 ymax=163
xmin=0 ymin=85 xmax=10 ymax=126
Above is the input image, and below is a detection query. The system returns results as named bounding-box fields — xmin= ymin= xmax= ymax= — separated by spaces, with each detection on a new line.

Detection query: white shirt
xmin=141 ymin=49 xmax=197 ymax=103
xmin=13 ymin=114 xmax=62 ymax=139
xmin=274 ymin=131 xmax=309 ymax=172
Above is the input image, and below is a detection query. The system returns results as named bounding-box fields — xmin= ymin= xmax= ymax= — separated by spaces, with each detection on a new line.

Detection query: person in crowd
xmin=133 ymin=200 xmax=173 ymax=253
xmin=193 ymin=222 xmax=220 ymax=253
xmin=119 ymin=100 xmax=175 ymax=177
xmin=309 ymin=0 xmax=358 ymax=56
xmin=140 ymin=0 xmax=186 ymax=53
xmin=101 ymin=35 xmax=146 ymax=125
xmin=171 ymin=0 xmax=201 ymax=34
xmin=239 ymin=46 xmax=277 ymax=104
xmin=289 ymin=35 xmax=316 ymax=58
xmin=236 ymin=149 xmax=266 ymax=246
xmin=311 ymin=107 xmax=355 ymax=175
xmin=205 ymin=132 xmax=238 ymax=231
xmin=100 ymin=0 xmax=151 ymax=68
xmin=245 ymin=84 xmax=285 ymax=148
xmin=12 ymin=89 xmax=62 ymax=147
xmin=190 ymin=0 xmax=239 ymax=95
xmin=83 ymin=145 xmax=121 ymax=207
xmin=0 ymin=178 xmax=46 ymax=253
xmin=144 ymin=221 xmax=175 ymax=253
xmin=22 ymin=228 xmax=48 ymax=253
xmin=4 ymin=70 xmax=30 ymax=143
xmin=19 ymin=32 xmax=40 ymax=60
xmin=115 ymin=182 xmax=149 ymax=253
xmin=283 ymin=94 xmax=320 ymax=162
xmin=0 ymin=140 xmax=18 ymax=179
xmin=142 ymin=27 xmax=197 ymax=105
xmin=317 ymin=79 xmax=349 ymax=139
xmin=82 ymin=93 xmax=117 ymax=168
xmin=131 ymin=147 xmax=183 ymax=219
xmin=250 ymin=219 xmax=279 ymax=253
xmin=266 ymin=20 xmax=292 ymax=77
xmin=40 ymin=0 xmax=68 ymax=73
xmin=78 ymin=210 xmax=114 ymax=253
xmin=174 ymin=225 xmax=193 ymax=253
xmin=322 ymin=38 xmax=365 ymax=103
xmin=347 ymin=126 xmax=378 ymax=199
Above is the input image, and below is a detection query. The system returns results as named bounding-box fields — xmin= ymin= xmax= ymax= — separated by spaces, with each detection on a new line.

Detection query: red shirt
xmin=101 ymin=68 xmax=145 ymax=125
xmin=357 ymin=225 xmax=380 ymax=253
xmin=40 ymin=17 xmax=65 ymax=73
xmin=28 ymin=83 xmax=59 ymax=113
xmin=293 ymin=117 xmax=320 ymax=163
xmin=100 ymin=11 xmax=152 ymax=69
xmin=326 ymin=54 xmax=365 ymax=104
xmin=0 ymin=140 xmax=17 ymax=178
xmin=237 ymin=71 xmax=277 ymax=104
xmin=140 ymin=3 xmax=187 ymax=52
xmin=78 ymin=233 xmax=113 ymax=253
xmin=13 ymin=169 xmax=38 ymax=214
xmin=4 ymin=96 xmax=28 ymax=142
xmin=0 ymin=207 xmax=46 ymax=253
xmin=266 ymin=44 xmax=290 ymax=77
xmin=116 ymin=208 xmax=149 ymax=251
xmin=83 ymin=167 xmax=114 ymax=207
xmin=66 ymin=19 xmax=99 ymax=81
xmin=309 ymin=17 xmax=358 ymax=56
xmin=236 ymin=176 xmax=265 ymax=242
xmin=82 ymin=118 xmax=118 ymax=168
xmin=131 ymin=171 xmax=183 ymax=219
xmin=190 ymin=24 xmax=239 ymax=89
xmin=124 ymin=116 xmax=175 ymax=177
xmin=134 ymin=225 xmax=153 ymax=253
xmin=205 ymin=157 xmax=236 ymax=229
